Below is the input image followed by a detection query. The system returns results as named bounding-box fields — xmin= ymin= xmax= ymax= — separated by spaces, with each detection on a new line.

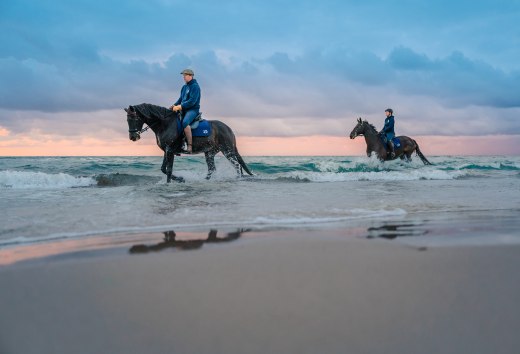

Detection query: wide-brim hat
xmin=180 ymin=69 xmax=194 ymax=76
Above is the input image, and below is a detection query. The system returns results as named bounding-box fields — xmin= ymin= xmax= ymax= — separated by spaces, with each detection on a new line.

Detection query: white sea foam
xmin=252 ymin=208 xmax=407 ymax=225
xmin=0 ymin=170 xmax=95 ymax=189
xmin=283 ymin=168 xmax=466 ymax=182
xmin=1 ymin=156 xmax=519 ymax=250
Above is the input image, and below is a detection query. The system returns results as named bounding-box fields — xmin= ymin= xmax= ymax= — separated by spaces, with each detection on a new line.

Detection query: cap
xmin=180 ymin=69 xmax=194 ymax=76
xmin=385 ymin=108 xmax=393 ymax=114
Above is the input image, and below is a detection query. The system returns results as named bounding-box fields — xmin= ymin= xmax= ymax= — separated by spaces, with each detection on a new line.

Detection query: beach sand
xmin=1 ymin=228 xmax=520 ymax=354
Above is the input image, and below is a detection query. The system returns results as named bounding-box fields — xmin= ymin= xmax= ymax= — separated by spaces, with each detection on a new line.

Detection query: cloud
xmin=387 ymin=48 xmax=520 ymax=108
xmin=1 ymin=0 xmax=520 ymax=141
xmin=1 ymin=46 xmax=520 ymax=138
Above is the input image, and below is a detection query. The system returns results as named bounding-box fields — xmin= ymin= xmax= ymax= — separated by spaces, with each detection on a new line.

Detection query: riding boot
xmin=183 ymin=126 xmax=193 ymax=153
xmin=388 ymin=140 xmax=395 ymax=158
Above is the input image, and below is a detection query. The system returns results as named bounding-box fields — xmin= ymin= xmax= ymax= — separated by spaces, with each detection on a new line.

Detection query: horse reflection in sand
xmin=129 ymin=229 xmax=249 ymax=253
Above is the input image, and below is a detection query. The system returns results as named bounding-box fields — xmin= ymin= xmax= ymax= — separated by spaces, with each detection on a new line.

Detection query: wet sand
xmin=1 ymin=228 xmax=520 ymax=354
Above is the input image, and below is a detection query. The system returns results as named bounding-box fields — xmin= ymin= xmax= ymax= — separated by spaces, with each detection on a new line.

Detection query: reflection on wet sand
xmin=367 ymin=221 xmax=429 ymax=240
xmin=129 ymin=229 xmax=249 ymax=254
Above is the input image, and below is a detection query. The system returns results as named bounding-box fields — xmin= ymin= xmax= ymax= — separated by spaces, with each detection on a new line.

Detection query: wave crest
xmin=95 ymin=173 xmax=161 ymax=186
xmin=0 ymin=171 xmax=95 ymax=189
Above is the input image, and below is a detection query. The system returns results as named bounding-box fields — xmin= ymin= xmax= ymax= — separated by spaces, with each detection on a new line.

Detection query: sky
xmin=1 ymin=0 xmax=519 ymax=156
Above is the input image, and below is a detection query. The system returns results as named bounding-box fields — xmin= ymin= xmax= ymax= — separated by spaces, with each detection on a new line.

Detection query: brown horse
xmin=349 ymin=118 xmax=432 ymax=164
xmin=125 ymin=103 xmax=253 ymax=182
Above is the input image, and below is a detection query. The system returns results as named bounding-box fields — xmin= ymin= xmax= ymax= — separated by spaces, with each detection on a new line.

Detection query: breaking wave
xmin=0 ymin=171 xmax=95 ymax=189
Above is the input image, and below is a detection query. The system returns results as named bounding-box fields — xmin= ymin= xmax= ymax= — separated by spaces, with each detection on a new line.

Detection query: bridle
xmin=352 ymin=121 xmax=366 ymax=137
xmin=127 ymin=110 xmax=183 ymax=136
xmin=127 ymin=111 xmax=151 ymax=135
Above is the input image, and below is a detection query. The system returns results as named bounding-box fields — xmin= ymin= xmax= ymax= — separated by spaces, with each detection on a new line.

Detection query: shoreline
xmin=1 ymin=208 xmax=519 ymax=267
xmin=1 ymin=224 xmax=520 ymax=353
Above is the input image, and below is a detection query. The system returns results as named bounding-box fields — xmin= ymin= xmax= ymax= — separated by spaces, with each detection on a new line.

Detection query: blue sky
xmin=1 ymin=0 xmax=519 ymax=154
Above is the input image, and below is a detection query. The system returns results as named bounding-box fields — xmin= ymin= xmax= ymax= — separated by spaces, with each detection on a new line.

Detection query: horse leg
xmin=222 ymin=148 xmax=242 ymax=177
xmin=164 ymin=147 xmax=174 ymax=183
xmin=164 ymin=147 xmax=185 ymax=183
xmin=204 ymin=150 xmax=217 ymax=180
xmin=161 ymin=151 xmax=168 ymax=175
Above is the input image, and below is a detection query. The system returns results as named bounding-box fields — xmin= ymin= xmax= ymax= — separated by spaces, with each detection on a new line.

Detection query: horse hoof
xmin=167 ymin=175 xmax=185 ymax=183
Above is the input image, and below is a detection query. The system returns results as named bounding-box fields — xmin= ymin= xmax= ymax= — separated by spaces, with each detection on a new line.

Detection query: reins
xmin=128 ymin=110 xmax=182 ymax=136
xmin=138 ymin=125 xmax=151 ymax=134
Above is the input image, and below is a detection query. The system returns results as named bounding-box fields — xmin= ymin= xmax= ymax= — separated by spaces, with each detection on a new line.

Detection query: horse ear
xmin=357 ymin=117 xmax=362 ymax=123
xmin=124 ymin=108 xmax=128 ymax=113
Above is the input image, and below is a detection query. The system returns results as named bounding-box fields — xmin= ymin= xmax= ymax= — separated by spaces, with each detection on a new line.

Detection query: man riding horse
xmin=170 ymin=68 xmax=200 ymax=154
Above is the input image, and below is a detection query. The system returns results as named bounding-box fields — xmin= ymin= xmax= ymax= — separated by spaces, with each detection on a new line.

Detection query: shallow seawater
xmin=1 ymin=155 xmax=519 ymax=249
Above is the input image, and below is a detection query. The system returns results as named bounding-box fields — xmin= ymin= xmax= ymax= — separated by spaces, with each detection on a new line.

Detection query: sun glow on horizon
xmin=1 ymin=134 xmax=519 ymax=156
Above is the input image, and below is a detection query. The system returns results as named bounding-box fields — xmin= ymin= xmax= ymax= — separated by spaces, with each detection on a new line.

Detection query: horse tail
xmin=414 ymin=140 xmax=433 ymax=165
xmin=235 ymin=148 xmax=254 ymax=176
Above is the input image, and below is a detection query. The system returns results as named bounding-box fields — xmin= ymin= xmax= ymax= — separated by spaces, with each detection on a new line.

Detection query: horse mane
xmin=131 ymin=103 xmax=176 ymax=122
xmin=361 ymin=119 xmax=378 ymax=133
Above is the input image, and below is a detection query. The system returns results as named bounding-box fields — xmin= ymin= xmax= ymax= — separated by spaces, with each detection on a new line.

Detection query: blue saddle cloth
xmin=176 ymin=117 xmax=212 ymax=137
xmin=190 ymin=119 xmax=211 ymax=137
xmin=380 ymin=135 xmax=401 ymax=149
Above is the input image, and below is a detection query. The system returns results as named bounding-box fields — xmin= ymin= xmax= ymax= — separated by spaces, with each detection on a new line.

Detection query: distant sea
xmin=1 ymin=155 xmax=519 ymax=249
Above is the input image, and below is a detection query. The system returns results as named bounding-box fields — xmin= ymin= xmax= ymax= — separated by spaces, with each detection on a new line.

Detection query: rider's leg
xmin=388 ymin=140 xmax=395 ymax=158
xmin=182 ymin=110 xmax=198 ymax=153
xmin=184 ymin=126 xmax=193 ymax=153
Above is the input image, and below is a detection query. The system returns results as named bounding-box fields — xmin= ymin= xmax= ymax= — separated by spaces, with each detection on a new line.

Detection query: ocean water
xmin=1 ymin=155 xmax=519 ymax=249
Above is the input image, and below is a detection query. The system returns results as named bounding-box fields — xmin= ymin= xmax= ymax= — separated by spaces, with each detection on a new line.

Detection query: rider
xmin=170 ymin=68 xmax=201 ymax=153
xmin=379 ymin=108 xmax=396 ymax=158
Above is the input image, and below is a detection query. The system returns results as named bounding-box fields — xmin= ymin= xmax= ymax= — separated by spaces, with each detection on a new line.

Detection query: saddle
xmin=187 ymin=112 xmax=203 ymax=129
xmin=176 ymin=112 xmax=211 ymax=138
xmin=391 ymin=137 xmax=401 ymax=148
xmin=380 ymin=134 xmax=401 ymax=150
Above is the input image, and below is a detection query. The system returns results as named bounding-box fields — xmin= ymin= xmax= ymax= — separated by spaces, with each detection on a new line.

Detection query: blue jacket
xmin=381 ymin=115 xmax=395 ymax=140
xmin=174 ymin=79 xmax=200 ymax=111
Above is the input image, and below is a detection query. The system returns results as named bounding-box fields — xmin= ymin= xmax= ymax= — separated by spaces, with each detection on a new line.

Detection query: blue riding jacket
xmin=174 ymin=79 xmax=201 ymax=112
xmin=381 ymin=115 xmax=395 ymax=140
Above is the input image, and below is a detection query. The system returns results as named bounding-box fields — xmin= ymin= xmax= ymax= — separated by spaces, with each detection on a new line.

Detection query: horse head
xmin=125 ymin=106 xmax=144 ymax=141
xmin=350 ymin=117 xmax=366 ymax=139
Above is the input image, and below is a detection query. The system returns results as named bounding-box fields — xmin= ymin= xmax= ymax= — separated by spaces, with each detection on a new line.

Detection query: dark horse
xmin=349 ymin=118 xmax=432 ymax=164
xmin=125 ymin=103 xmax=253 ymax=182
